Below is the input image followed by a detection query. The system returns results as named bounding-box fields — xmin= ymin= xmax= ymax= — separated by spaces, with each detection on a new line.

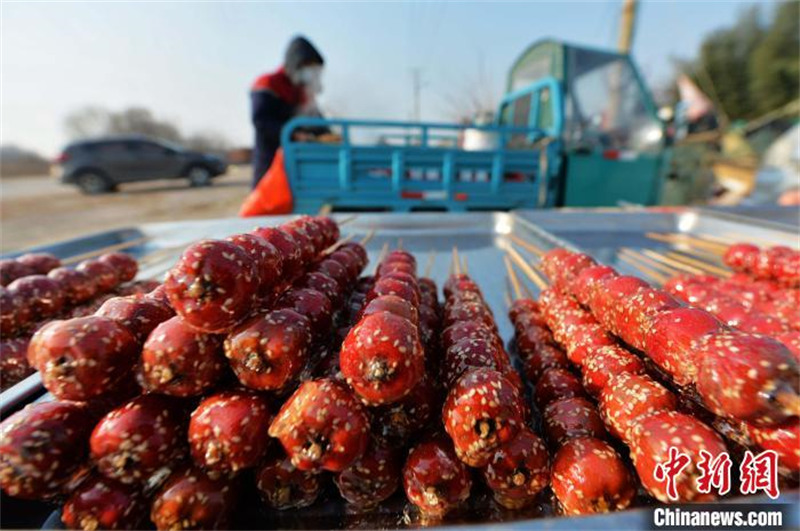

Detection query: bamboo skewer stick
xmin=507 ymin=246 xmax=547 ymax=290
xmin=374 ymin=243 xmax=389 ymax=274
xmin=722 ymin=232 xmax=799 ymax=249
xmin=323 ymin=233 xmax=356 ymax=254
xmin=693 ymin=233 xmax=738 ymax=246
xmin=511 ymin=254 xmax=550 ymax=289
xmin=648 ymin=239 xmax=728 ymax=264
xmin=337 ymin=214 xmax=358 ymax=226
xmin=619 ymin=248 xmax=681 ymax=276
xmin=423 ymin=250 xmax=435 ymax=278
xmin=452 ymin=247 xmax=462 ymax=276
xmin=618 ymin=254 xmax=669 ymax=284
xmin=507 ymin=233 xmax=545 ymax=259
xmin=503 ymin=287 xmax=512 ymax=309
xmin=672 ymin=233 xmax=729 ymax=252
xmin=359 ymin=229 xmax=376 ymax=247
xmin=640 ymin=249 xmax=706 ymax=276
xmin=461 ymin=255 xmax=469 ymax=275
xmin=645 ymin=233 xmax=726 ymax=255
xmin=503 ymin=256 xmax=523 ymax=300
xmin=665 ymin=251 xmax=732 ymax=277
xmin=61 ymin=236 xmax=151 ymax=266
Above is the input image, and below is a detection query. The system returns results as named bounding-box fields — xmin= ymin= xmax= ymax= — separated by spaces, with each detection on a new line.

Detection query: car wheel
xmin=76 ymin=172 xmax=113 ymax=195
xmin=187 ymin=166 xmax=212 ymax=187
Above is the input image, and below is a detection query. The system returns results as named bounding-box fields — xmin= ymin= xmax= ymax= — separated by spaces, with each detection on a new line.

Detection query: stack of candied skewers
xmin=618 ymin=238 xmax=800 ymax=358
xmin=2 ymin=224 xmax=798 ymax=531
xmin=506 ymin=241 xmax=800 ymax=493
xmin=0 ymin=216 xmax=381 ymax=529
xmin=0 ymin=249 xmax=159 ymax=390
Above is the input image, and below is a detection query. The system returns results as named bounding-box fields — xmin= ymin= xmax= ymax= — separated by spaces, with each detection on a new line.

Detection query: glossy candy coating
xmin=443 ymin=368 xmax=525 ymax=467
xmin=189 ymin=389 xmax=272 ymax=477
xmin=402 ymin=435 xmax=472 ymax=518
xmin=150 ymin=466 xmax=238 ymax=530
xmin=340 ymin=312 xmax=425 ymax=405
xmin=28 ymin=316 xmax=139 ymax=401
xmin=90 ymin=394 xmax=188 ymax=485
xmin=268 ymin=379 xmax=370 ymax=472
xmin=0 ymin=401 xmax=94 ymax=500
xmin=224 ymin=309 xmax=312 ymax=391
xmin=164 ymin=240 xmax=259 ymax=333
xmin=140 ymin=316 xmax=227 ymax=397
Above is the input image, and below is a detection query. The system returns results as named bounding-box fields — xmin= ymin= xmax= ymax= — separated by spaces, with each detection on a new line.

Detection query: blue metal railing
xmin=280 ymin=117 xmax=560 ymax=213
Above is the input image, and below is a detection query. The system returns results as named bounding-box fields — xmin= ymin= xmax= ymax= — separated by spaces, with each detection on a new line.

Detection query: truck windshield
xmin=565 ymin=47 xmax=662 ymax=152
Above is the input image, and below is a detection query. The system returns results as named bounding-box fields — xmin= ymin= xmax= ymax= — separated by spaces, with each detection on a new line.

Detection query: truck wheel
xmin=76 ymin=172 xmax=114 ymax=195
xmin=187 ymin=166 xmax=212 ymax=187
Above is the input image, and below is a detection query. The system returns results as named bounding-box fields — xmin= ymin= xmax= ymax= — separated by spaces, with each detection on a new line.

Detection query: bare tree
xmin=183 ymin=131 xmax=230 ymax=155
xmin=105 ymin=107 xmax=182 ymax=142
xmin=63 ymin=106 xmax=228 ymax=152
xmin=439 ymin=55 xmax=499 ymax=124
xmin=64 ymin=106 xmax=111 ymax=139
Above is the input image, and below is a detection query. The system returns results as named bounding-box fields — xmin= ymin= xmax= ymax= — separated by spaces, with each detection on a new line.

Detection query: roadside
xmin=1 ymin=166 xmax=252 ymax=253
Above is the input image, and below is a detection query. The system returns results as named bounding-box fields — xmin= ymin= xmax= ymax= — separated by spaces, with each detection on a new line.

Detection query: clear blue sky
xmin=1 ymin=1 xmax=774 ymax=156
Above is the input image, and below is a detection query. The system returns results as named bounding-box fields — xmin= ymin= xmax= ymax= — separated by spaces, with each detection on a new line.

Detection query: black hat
xmin=284 ymin=36 xmax=324 ymax=76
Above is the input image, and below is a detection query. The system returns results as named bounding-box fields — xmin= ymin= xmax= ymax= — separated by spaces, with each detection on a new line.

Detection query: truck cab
xmin=500 ymin=40 xmax=667 ymax=206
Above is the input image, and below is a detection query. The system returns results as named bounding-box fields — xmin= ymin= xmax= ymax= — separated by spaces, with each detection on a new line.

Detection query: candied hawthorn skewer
xmin=0 ymin=252 xmax=60 ymax=286
xmin=0 ymin=337 xmax=34 ymax=390
xmin=61 ymin=474 xmax=147 ymax=530
xmin=28 ymin=315 xmax=139 ymax=401
xmin=481 ymin=427 xmax=550 ymax=510
xmin=0 ymin=401 xmax=95 ymax=500
xmin=140 ymin=315 xmax=227 ymax=397
xmin=340 ymin=250 xmax=425 ymax=405
xmin=551 ymin=437 xmax=636 ymax=514
xmin=443 ymin=368 xmax=525 ymax=467
xmin=150 ymin=466 xmax=238 ymax=531
xmin=255 ymin=448 xmax=321 ymax=510
xmin=402 ymin=434 xmax=472 ymax=519
xmin=90 ymin=394 xmax=188 ymax=486
xmin=334 ymin=440 xmax=402 ymax=509
xmin=340 ymin=311 xmax=425 ymax=405
xmin=539 ymin=248 xmax=800 ymax=428
xmin=724 ymin=243 xmax=799 ymax=287
xmin=188 ymin=389 xmax=272 ymax=478
xmin=517 ymin=264 xmax=733 ymax=503
xmin=96 ymin=294 xmax=175 ymax=344
xmin=508 ymin=297 xmax=639 ymax=514
xmin=268 ymin=378 xmax=370 ymax=472
xmin=164 ymin=239 xmax=259 ymax=333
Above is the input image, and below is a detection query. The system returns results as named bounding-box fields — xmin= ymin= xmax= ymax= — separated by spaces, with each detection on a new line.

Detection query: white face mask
xmin=297 ymin=65 xmax=323 ymax=95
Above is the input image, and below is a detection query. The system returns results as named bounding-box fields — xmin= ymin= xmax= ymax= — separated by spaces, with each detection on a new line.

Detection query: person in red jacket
xmin=250 ymin=36 xmax=324 ymax=188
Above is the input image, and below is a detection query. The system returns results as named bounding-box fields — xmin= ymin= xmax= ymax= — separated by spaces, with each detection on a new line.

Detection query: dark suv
xmin=56 ymin=136 xmax=228 ymax=194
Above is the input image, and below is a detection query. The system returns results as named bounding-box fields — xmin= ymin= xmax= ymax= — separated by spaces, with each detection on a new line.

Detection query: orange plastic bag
xmin=239 ymin=148 xmax=294 ymax=217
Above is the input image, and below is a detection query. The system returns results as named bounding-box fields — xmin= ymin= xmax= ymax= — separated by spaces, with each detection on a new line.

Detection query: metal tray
xmin=2 ymin=211 xmax=799 ymax=530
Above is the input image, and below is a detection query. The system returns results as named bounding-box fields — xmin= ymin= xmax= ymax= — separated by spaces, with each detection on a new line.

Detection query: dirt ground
xmin=1 ymin=166 xmax=253 ymax=253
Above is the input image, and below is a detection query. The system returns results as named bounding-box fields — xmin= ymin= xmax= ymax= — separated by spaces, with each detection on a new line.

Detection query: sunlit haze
xmin=2 ymin=1 xmax=770 ymax=156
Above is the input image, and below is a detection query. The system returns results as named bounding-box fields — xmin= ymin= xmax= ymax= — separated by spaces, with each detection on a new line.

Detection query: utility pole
xmin=618 ymin=0 xmax=638 ymax=54
xmin=411 ymin=68 xmax=425 ymax=121
xmin=609 ymin=0 xmax=638 ymax=128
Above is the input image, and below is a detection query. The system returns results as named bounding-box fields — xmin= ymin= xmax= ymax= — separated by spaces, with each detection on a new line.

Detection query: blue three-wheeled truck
xmin=281 ymin=40 xmax=670 ymax=213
